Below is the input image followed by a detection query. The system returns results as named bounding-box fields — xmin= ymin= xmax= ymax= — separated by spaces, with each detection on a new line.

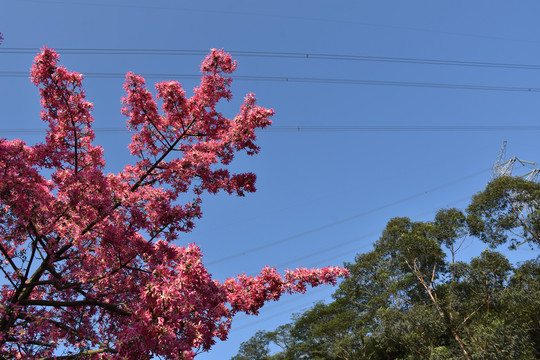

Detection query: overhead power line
xmin=273 ymin=195 xmax=470 ymax=270
xmin=226 ymin=195 xmax=474 ymax=333
xmin=15 ymin=0 xmax=540 ymax=46
xmin=1 ymin=126 xmax=539 ymax=137
xmin=264 ymin=126 xmax=540 ymax=132
xmin=232 ymin=292 xmax=331 ymax=332
xmin=206 ymin=168 xmax=489 ymax=266
xmin=1 ymin=71 xmax=538 ymax=92
xmin=3 ymin=47 xmax=540 ymax=70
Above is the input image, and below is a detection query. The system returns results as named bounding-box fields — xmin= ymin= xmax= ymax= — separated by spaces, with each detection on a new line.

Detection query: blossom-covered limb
xmin=0 ymin=48 xmax=348 ymax=359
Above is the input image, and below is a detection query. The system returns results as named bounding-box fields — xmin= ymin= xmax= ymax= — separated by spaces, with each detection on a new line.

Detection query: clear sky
xmin=1 ymin=1 xmax=540 ymax=358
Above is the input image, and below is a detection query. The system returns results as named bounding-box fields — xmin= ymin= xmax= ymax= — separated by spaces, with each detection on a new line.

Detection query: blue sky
xmin=1 ymin=1 xmax=540 ymax=358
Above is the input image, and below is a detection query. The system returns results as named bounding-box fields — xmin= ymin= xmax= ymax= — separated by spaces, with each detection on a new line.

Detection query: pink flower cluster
xmin=225 ymin=266 xmax=350 ymax=315
xmin=0 ymin=48 xmax=348 ymax=359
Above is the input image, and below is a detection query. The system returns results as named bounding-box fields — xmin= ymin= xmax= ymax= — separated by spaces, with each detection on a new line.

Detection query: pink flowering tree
xmin=0 ymin=48 xmax=348 ymax=359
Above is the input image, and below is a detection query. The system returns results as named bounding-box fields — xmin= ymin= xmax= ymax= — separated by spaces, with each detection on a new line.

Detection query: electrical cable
xmin=263 ymin=126 xmax=540 ymax=132
xmin=3 ymin=47 xmax=540 ymax=70
xmin=12 ymin=0 xmax=540 ymax=45
xmin=1 ymin=125 xmax=539 ymax=137
xmin=227 ymin=195 xmax=477 ymax=333
xmin=206 ymin=169 xmax=489 ymax=266
xmin=1 ymin=71 xmax=539 ymax=92
xmin=231 ymin=294 xmax=331 ymax=332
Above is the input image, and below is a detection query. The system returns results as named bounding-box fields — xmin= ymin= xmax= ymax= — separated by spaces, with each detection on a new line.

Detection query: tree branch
xmin=19 ymin=299 xmax=131 ymax=316
xmin=0 ymin=241 xmax=23 ymax=280
xmin=76 ymin=115 xmax=197 ymax=240
xmin=23 ymin=236 xmax=39 ymax=282
xmin=506 ymin=192 xmax=539 ymax=243
xmin=37 ymin=347 xmax=116 ymax=360
xmin=406 ymin=259 xmax=472 ymax=360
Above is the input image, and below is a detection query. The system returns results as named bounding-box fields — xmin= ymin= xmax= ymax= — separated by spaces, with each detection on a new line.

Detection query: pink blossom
xmin=0 ymin=48 xmax=348 ymax=359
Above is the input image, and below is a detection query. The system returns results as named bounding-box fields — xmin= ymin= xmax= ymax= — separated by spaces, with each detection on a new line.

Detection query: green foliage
xmin=504 ymin=258 xmax=540 ymax=357
xmin=433 ymin=208 xmax=467 ymax=251
xmin=233 ymin=179 xmax=540 ymax=360
xmin=467 ymin=176 xmax=540 ymax=248
xmin=231 ymin=330 xmax=272 ymax=360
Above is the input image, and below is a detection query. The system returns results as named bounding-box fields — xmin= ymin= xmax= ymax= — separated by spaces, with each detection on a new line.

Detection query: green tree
xmin=502 ymin=258 xmax=540 ymax=357
xmin=233 ymin=179 xmax=540 ymax=360
xmin=467 ymin=176 xmax=540 ymax=248
xmin=231 ymin=330 xmax=272 ymax=360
